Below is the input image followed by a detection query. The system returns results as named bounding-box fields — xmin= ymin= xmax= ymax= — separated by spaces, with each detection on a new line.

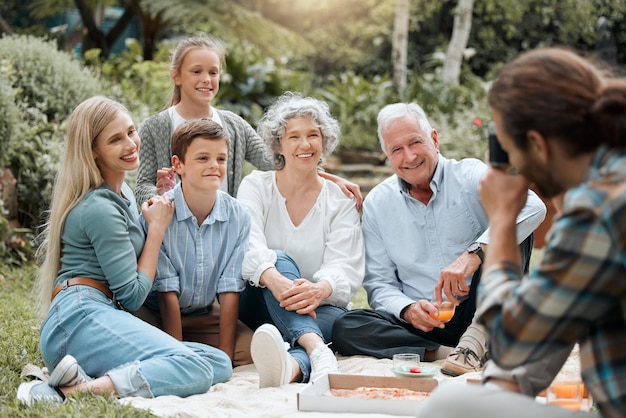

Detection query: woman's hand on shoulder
xmin=141 ymin=195 xmax=175 ymax=233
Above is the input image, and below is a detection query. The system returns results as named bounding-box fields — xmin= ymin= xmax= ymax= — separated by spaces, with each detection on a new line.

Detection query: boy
xmin=136 ymin=118 xmax=253 ymax=366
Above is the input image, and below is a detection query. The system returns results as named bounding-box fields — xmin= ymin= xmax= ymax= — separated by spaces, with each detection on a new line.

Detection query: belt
xmin=51 ymin=277 xmax=113 ymax=301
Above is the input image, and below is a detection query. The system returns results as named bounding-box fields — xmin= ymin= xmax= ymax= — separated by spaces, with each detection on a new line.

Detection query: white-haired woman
xmin=18 ymin=96 xmax=232 ymax=406
xmin=237 ymin=92 xmax=364 ymax=387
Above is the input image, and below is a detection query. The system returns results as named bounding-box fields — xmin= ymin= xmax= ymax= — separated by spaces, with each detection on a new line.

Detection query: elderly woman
xmin=237 ymin=92 xmax=364 ymax=387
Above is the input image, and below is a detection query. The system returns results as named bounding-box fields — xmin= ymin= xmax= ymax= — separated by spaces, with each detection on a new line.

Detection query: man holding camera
xmin=332 ymin=102 xmax=546 ymax=375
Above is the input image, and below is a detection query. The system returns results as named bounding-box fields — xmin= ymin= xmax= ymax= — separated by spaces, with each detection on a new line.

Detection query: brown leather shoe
xmin=440 ymin=347 xmax=483 ymax=377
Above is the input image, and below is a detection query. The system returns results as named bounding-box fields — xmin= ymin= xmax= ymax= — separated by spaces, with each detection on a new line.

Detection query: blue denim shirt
xmin=362 ymin=154 xmax=546 ymax=319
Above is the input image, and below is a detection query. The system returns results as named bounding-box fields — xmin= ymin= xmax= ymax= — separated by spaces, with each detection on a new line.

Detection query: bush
xmin=0 ymin=35 xmax=103 ymax=232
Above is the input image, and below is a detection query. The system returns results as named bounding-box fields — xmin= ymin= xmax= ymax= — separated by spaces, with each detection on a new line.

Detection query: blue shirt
xmin=362 ymin=154 xmax=546 ymax=319
xmin=477 ymin=146 xmax=626 ymax=418
xmin=58 ymin=182 xmax=152 ymax=311
xmin=143 ymin=183 xmax=251 ymax=315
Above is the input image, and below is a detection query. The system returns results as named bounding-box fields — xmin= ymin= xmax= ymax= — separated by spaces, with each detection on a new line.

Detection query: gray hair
xmin=257 ymin=92 xmax=341 ymax=170
xmin=377 ymin=103 xmax=434 ymax=153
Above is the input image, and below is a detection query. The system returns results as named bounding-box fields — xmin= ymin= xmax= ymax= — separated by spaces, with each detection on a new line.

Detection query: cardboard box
xmin=297 ymin=374 xmax=437 ymax=416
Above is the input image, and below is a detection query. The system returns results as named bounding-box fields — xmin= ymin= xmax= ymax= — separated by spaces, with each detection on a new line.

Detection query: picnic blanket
xmin=120 ymin=348 xmax=581 ymax=418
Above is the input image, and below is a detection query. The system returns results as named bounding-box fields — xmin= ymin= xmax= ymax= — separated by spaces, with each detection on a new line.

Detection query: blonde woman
xmin=18 ymin=96 xmax=231 ymax=405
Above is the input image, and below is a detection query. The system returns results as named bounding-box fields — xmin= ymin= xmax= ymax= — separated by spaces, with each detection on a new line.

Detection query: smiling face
xmin=172 ymin=47 xmax=221 ymax=108
xmin=173 ymin=136 xmax=228 ymax=194
xmin=382 ymin=114 xmax=439 ymax=190
xmin=92 ymin=111 xmax=140 ymax=180
xmin=279 ymin=115 xmax=323 ymax=171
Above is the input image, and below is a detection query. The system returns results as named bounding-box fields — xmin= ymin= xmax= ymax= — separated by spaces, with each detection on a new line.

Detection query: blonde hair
xmin=168 ymin=36 xmax=226 ymax=106
xmin=36 ymin=96 xmax=129 ymax=317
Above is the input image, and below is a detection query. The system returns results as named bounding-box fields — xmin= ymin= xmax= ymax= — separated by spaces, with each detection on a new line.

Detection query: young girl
xmin=134 ymin=35 xmax=362 ymax=208
xmin=18 ymin=96 xmax=232 ymax=405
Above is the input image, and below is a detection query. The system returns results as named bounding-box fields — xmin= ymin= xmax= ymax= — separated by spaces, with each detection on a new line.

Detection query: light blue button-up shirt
xmin=143 ymin=183 xmax=251 ymax=315
xmin=362 ymin=154 xmax=546 ymax=319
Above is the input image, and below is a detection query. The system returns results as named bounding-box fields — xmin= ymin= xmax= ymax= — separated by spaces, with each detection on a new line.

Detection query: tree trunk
xmin=442 ymin=0 xmax=475 ymax=86
xmin=0 ymin=13 xmax=14 ymax=35
xmin=392 ymin=0 xmax=410 ymax=92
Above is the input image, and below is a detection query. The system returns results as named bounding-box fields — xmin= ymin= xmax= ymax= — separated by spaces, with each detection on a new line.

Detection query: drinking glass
xmin=393 ymin=353 xmax=421 ymax=372
xmin=429 ymin=294 xmax=456 ymax=323
xmin=547 ymin=380 xmax=582 ymax=411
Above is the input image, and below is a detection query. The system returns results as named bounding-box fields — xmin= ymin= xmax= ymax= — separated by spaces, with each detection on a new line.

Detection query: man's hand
xmin=479 ymin=167 xmax=529 ymax=224
xmin=435 ymin=252 xmax=481 ymax=304
xmin=402 ymin=300 xmax=446 ymax=332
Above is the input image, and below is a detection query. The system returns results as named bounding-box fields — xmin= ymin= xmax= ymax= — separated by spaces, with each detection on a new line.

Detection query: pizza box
xmin=297 ymin=374 xmax=438 ymax=416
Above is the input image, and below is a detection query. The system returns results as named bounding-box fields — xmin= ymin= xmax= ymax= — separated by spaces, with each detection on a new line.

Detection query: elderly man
xmin=332 ymin=102 xmax=546 ymax=375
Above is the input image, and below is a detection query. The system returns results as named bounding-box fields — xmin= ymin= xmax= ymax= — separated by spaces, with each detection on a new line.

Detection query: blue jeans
xmin=40 ymin=284 xmax=232 ymax=398
xmin=239 ymin=251 xmax=346 ymax=382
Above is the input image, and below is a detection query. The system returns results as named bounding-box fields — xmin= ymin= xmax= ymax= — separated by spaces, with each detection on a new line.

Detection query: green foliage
xmin=0 ymin=35 xmax=102 ymax=122
xmin=314 ymin=68 xmax=489 ymax=157
xmin=0 ymin=35 xmax=103 ymax=231
xmin=83 ymin=39 xmax=173 ymax=121
xmin=0 ymin=70 xmax=18 ymax=168
xmin=316 ymin=72 xmax=395 ymax=151
xmin=0 ymin=208 xmax=35 ymax=267
xmin=218 ymin=42 xmax=311 ymax=124
xmin=0 ymin=262 xmax=156 ymax=417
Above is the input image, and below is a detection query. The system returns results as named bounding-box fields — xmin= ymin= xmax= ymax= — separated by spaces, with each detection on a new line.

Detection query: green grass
xmin=0 ymin=263 xmax=156 ymax=417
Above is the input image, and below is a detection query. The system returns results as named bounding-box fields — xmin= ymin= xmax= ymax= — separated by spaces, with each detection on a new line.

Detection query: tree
xmin=74 ymin=0 xmax=136 ymax=58
xmin=392 ymin=0 xmax=410 ymax=91
xmin=442 ymin=0 xmax=475 ymax=85
xmin=0 ymin=13 xmax=14 ymax=35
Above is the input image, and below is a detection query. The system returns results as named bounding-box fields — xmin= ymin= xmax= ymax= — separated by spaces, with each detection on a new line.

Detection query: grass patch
xmin=0 ymin=262 xmax=155 ymax=417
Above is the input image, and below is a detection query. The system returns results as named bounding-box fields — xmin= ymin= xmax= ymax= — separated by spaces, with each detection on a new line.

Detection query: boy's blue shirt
xmin=140 ymin=182 xmax=251 ymax=315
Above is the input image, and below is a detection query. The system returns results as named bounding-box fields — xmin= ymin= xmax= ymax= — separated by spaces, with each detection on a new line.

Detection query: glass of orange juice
xmin=547 ymin=380 xmax=582 ymax=411
xmin=429 ymin=294 xmax=456 ymax=323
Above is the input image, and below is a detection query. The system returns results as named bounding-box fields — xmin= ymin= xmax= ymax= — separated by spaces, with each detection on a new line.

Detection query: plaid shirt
xmin=477 ymin=146 xmax=626 ymax=418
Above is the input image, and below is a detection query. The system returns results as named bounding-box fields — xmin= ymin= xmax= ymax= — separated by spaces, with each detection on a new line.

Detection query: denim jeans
xmin=40 ymin=284 xmax=232 ymax=398
xmin=239 ymin=251 xmax=346 ymax=382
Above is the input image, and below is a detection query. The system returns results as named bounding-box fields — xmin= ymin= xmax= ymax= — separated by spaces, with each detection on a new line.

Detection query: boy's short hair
xmin=170 ymin=118 xmax=230 ymax=162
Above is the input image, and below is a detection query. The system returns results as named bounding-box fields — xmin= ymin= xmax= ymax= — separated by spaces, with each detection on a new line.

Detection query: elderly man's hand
xmin=402 ymin=300 xmax=446 ymax=332
xmin=435 ymin=252 xmax=481 ymax=304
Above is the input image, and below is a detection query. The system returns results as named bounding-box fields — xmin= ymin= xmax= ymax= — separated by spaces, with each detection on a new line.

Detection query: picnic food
xmin=328 ymin=386 xmax=431 ymax=401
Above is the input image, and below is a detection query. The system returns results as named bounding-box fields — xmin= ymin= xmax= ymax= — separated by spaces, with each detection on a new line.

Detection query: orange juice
xmin=552 ymin=382 xmax=580 ymax=398
xmin=430 ymin=308 xmax=455 ymax=322
xmin=548 ymin=399 xmax=582 ymax=411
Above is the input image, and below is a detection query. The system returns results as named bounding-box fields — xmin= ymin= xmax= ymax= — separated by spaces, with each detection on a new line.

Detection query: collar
xmin=168 ymin=183 xmax=228 ymax=224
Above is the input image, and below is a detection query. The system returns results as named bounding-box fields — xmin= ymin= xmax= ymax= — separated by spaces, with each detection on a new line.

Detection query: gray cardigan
xmin=135 ymin=108 xmax=274 ymax=205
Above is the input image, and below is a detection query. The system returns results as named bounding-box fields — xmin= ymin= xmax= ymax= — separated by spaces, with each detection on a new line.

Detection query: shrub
xmin=0 ymin=35 xmax=103 ymax=232
xmin=0 ymin=35 xmax=102 ymax=123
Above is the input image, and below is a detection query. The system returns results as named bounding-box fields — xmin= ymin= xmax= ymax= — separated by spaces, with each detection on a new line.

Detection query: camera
xmin=488 ymin=121 xmax=509 ymax=166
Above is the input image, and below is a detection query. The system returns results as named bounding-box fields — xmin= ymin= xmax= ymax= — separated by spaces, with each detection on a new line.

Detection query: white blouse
xmin=237 ymin=170 xmax=364 ymax=307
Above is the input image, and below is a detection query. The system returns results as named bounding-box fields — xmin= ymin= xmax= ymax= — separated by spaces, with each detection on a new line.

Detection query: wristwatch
xmin=466 ymin=242 xmax=484 ymax=263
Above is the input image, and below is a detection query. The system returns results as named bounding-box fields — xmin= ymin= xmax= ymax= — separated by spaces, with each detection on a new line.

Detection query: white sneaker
xmin=17 ymin=380 xmax=64 ymax=406
xmin=251 ymin=324 xmax=293 ymax=388
xmin=48 ymin=355 xmax=92 ymax=387
xmin=309 ymin=343 xmax=340 ymax=382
